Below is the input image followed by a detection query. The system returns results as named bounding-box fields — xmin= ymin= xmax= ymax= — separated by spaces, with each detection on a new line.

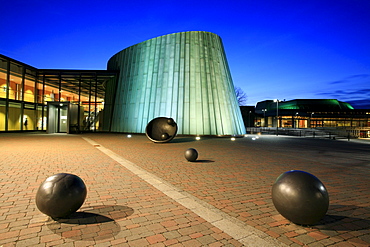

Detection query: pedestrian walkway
xmin=0 ymin=133 xmax=369 ymax=246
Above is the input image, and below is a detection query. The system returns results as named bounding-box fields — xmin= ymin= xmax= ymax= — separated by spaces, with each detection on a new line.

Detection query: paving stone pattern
xmin=0 ymin=133 xmax=369 ymax=246
xmin=88 ymin=134 xmax=370 ymax=247
xmin=0 ymin=134 xmax=240 ymax=246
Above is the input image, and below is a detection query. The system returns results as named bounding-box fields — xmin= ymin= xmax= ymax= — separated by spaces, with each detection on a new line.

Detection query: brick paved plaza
xmin=0 ymin=133 xmax=369 ymax=246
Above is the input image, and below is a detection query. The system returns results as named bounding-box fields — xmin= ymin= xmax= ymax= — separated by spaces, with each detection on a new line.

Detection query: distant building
xmin=0 ymin=31 xmax=245 ymax=135
xmin=251 ymin=99 xmax=370 ymax=131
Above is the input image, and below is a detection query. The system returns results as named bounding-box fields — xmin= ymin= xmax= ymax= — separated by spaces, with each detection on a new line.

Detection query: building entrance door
xmin=47 ymin=102 xmax=69 ymax=133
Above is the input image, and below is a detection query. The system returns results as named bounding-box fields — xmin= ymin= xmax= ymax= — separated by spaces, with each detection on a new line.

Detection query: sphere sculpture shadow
xmin=185 ymin=148 xmax=198 ymax=162
xmin=272 ymin=170 xmax=329 ymax=225
xmin=145 ymin=117 xmax=178 ymax=143
xmin=36 ymin=173 xmax=87 ymax=219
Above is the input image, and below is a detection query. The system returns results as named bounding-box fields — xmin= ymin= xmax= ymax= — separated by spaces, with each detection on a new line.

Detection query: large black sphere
xmin=185 ymin=148 xmax=198 ymax=162
xmin=145 ymin=117 xmax=178 ymax=143
xmin=36 ymin=173 xmax=87 ymax=218
xmin=272 ymin=170 xmax=329 ymax=225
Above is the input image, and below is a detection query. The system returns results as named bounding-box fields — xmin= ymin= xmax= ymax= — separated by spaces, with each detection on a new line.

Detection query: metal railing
xmin=247 ymin=127 xmax=370 ymax=140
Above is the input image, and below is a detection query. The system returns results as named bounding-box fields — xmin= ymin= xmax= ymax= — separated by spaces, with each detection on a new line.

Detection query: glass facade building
xmin=254 ymin=99 xmax=370 ymax=130
xmin=0 ymin=54 xmax=117 ymax=133
xmin=0 ymin=31 xmax=246 ymax=136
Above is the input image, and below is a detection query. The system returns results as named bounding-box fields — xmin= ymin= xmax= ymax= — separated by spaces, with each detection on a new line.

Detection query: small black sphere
xmin=272 ymin=170 xmax=329 ymax=225
xmin=185 ymin=148 xmax=198 ymax=162
xmin=36 ymin=173 xmax=87 ymax=218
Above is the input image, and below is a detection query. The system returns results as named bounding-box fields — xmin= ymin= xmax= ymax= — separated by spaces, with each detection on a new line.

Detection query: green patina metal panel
xmin=105 ymin=31 xmax=246 ymax=136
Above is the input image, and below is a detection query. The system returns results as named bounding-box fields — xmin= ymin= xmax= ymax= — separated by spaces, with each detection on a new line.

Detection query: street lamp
xmin=262 ymin=109 xmax=267 ymax=127
xmin=310 ymin=112 xmax=314 ymax=128
xmin=295 ymin=112 xmax=299 ymax=128
xmin=274 ymin=99 xmax=279 ymax=135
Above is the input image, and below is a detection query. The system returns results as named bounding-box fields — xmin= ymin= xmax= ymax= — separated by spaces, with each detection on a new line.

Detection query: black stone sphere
xmin=145 ymin=117 xmax=178 ymax=143
xmin=36 ymin=173 xmax=87 ymax=219
xmin=272 ymin=170 xmax=329 ymax=225
xmin=185 ymin=148 xmax=198 ymax=162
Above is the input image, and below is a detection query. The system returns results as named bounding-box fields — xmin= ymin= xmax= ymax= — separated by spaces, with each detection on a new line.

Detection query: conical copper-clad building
xmin=104 ymin=31 xmax=245 ymax=136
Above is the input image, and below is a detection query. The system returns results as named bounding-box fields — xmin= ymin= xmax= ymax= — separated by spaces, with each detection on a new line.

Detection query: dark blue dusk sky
xmin=1 ymin=0 xmax=369 ymax=108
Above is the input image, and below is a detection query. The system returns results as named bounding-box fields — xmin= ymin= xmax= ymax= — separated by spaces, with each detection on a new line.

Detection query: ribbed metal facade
xmin=105 ymin=31 xmax=246 ymax=135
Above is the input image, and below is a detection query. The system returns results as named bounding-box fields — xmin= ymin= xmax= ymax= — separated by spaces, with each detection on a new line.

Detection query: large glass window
xmin=36 ymin=105 xmax=46 ymax=130
xmin=8 ymin=102 xmax=21 ymax=130
xmin=37 ymin=77 xmax=44 ymax=104
xmin=0 ymin=59 xmax=7 ymax=99
xmin=0 ymin=99 xmax=5 ymax=131
xmin=43 ymin=84 xmax=56 ymax=102
xmin=24 ymin=107 xmax=36 ymax=130
xmin=9 ymin=63 xmax=22 ymax=101
xmin=24 ymin=69 xmax=36 ymax=103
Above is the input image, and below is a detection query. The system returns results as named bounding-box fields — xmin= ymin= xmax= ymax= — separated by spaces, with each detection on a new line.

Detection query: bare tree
xmin=234 ymin=86 xmax=247 ymax=106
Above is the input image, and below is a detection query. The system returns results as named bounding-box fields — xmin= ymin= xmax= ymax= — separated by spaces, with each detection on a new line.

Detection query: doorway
xmin=47 ymin=102 xmax=69 ymax=133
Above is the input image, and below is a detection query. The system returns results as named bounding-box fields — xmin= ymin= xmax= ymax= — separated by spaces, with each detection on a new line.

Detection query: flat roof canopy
xmin=38 ymin=69 xmax=118 ymax=99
